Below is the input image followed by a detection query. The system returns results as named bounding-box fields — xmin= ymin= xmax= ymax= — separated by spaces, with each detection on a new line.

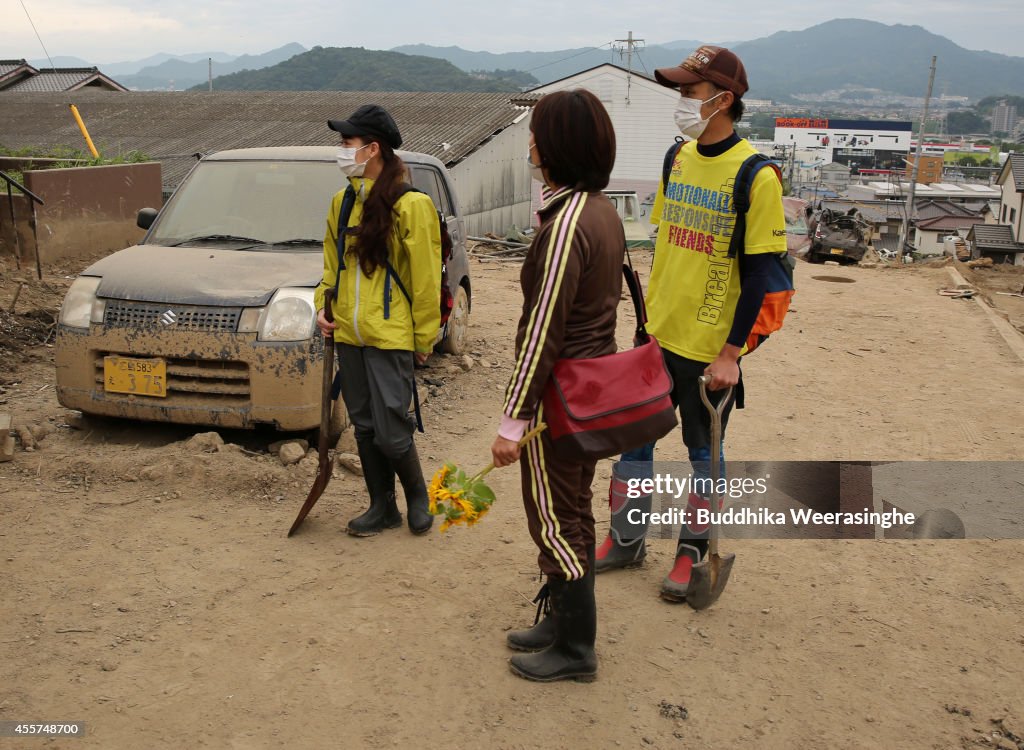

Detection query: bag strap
xmin=622 ymin=248 xmax=649 ymax=341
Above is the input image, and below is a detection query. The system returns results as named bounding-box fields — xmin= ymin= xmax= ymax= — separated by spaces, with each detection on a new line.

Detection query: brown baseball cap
xmin=654 ymin=45 xmax=749 ymax=96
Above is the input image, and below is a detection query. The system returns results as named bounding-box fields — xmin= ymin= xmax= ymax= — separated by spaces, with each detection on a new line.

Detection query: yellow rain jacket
xmin=314 ymin=177 xmax=442 ymax=353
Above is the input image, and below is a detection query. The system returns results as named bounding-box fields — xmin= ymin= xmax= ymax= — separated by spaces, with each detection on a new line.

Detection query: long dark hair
xmin=350 ymin=137 xmax=407 ymax=276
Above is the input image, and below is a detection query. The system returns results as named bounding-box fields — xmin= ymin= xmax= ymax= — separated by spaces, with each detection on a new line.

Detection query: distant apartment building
xmin=991 ymin=100 xmax=1018 ymax=135
xmin=905 ymin=154 xmax=944 ymax=184
xmin=773 ymin=117 xmax=912 ymax=173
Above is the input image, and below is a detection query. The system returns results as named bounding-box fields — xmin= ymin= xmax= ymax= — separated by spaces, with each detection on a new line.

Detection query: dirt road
xmin=1 ymin=253 xmax=1023 ymax=749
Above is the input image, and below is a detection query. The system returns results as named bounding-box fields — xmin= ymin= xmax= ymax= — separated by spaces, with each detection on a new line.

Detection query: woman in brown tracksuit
xmin=490 ymin=90 xmax=624 ymax=683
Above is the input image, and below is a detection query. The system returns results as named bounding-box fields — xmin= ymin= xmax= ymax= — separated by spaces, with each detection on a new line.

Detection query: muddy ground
xmin=1 ymin=250 xmax=1023 ymax=750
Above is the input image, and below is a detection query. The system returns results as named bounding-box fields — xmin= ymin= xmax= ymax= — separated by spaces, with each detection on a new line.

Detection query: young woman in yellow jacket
xmin=314 ymin=104 xmax=441 ymax=537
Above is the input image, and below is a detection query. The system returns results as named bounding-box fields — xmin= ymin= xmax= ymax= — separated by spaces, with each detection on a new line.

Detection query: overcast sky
xmin=3 ymin=0 xmax=1022 ymax=63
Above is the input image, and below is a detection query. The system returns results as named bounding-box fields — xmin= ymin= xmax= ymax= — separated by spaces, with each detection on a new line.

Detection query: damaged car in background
xmin=55 ymin=146 xmax=471 ymax=439
xmin=806 ymin=206 xmax=872 ymax=265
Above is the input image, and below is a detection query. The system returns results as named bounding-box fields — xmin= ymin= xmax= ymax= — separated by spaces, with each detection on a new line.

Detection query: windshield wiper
xmin=274 ymin=238 xmax=322 ymax=246
xmin=170 ymin=234 xmax=265 ymax=247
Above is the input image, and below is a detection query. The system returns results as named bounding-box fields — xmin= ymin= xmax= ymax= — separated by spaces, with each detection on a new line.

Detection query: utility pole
xmin=614 ymin=31 xmax=645 ymax=105
xmin=208 ymin=57 xmax=213 ymax=92
xmin=896 ymin=55 xmax=937 ymax=264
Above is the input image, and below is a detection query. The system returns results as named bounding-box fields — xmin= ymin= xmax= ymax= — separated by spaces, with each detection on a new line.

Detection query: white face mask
xmin=336 ymin=144 xmax=370 ymax=178
xmin=527 ymin=143 xmax=546 ymax=184
xmin=674 ymin=91 xmax=725 ymax=139
xmin=527 ymin=156 xmax=546 ymax=184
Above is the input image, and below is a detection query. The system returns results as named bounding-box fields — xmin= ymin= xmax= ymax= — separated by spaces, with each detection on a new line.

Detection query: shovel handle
xmin=698 ymin=376 xmax=733 ymax=555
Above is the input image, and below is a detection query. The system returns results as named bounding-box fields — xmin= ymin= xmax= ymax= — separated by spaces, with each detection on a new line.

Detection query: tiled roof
xmin=0 ymin=90 xmax=537 ymax=192
xmin=969 ymin=224 xmax=1024 ymax=251
xmin=916 ymin=215 xmax=986 ymax=231
xmin=0 ymin=59 xmax=36 ymax=88
xmin=1002 ymin=152 xmax=1024 ymax=192
xmin=0 ymin=59 xmax=31 ymax=75
xmin=1 ymin=68 xmax=127 ymax=93
xmin=915 ymin=199 xmax=982 ymax=220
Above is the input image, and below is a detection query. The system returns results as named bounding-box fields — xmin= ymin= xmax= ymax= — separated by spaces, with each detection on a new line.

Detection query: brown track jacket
xmin=502 ymin=188 xmax=626 ymax=423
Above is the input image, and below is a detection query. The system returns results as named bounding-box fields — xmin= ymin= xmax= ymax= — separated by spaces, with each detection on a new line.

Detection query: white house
xmin=530 ymin=64 xmax=680 ymax=204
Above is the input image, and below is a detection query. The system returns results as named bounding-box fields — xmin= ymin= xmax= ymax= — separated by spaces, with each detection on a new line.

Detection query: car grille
xmin=103 ymin=301 xmax=242 ymax=332
xmin=94 ymin=353 xmax=250 ymax=403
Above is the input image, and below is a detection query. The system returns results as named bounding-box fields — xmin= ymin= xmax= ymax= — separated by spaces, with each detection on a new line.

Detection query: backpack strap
xmin=383 ymin=183 xmax=421 ymax=317
xmin=727 ymin=153 xmax=783 ymax=259
xmin=332 ymin=184 xmax=357 ymax=298
xmin=661 ymin=138 xmax=685 ymax=196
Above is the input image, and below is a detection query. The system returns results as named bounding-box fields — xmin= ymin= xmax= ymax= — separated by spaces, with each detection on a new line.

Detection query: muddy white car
xmin=55 ymin=146 xmax=471 ymax=435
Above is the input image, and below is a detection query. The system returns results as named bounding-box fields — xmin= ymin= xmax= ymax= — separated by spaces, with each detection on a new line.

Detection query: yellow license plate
xmin=103 ymin=356 xmax=167 ymax=398
xmin=830 ymin=247 xmax=845 ymax=255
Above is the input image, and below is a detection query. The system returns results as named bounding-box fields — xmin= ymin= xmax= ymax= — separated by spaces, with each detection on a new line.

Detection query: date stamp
xmin=0 ymin=722 xmax=85 ymax=737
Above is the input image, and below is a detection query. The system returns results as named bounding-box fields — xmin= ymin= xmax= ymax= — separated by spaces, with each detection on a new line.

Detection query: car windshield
xmin=146 ymin=160 xmax=344 ymax=249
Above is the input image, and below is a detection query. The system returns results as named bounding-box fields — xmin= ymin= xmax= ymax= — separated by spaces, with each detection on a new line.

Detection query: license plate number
xmin=830 ymin=247 xmax=845 ymax=255
xmin=103 ymin=356 xmax=167 ymax=397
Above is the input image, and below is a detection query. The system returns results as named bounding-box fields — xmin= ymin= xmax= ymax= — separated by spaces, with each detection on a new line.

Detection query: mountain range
xmin=397 ymin=20 xmax=1024 ymax=99
xmin=28 ymin=20 xmax=1024 ymax=99
xmin=31 ymin=44 xmax=306 ymax=90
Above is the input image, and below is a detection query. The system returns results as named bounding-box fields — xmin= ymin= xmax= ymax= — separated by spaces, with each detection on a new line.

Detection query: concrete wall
xmin=12 ymin=162 xmax=162 ymax=265
xmin=0 ymin=192 xmax=37 ymax=266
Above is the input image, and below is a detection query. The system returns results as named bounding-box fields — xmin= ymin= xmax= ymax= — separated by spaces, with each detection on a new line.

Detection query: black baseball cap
xmin=328 ymin=104 xmax=403 ymax=149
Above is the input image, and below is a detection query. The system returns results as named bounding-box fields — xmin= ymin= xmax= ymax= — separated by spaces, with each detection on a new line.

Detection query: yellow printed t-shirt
xmin=648 ymin=138 xmax=786 ymax=363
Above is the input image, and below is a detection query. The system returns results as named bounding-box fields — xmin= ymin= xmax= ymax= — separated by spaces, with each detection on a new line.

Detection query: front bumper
xmin=55 ymin=324 xmax=325 ymax=431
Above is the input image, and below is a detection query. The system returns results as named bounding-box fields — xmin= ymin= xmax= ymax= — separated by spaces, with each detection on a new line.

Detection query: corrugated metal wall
xmin=450 ymin=113 xmax=533 ymax=237
xmin=532 ymin=66 xmax=679 ymax=186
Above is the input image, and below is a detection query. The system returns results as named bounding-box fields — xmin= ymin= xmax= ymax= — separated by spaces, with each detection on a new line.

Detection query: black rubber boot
xmin=509 ymin=546 xmax=597 ymax=682
xmin=391 ymin=442 xmax=433 ymax=535
xmin=346 ymin=440 xmax=403 ymax=537
xmin=595 ymin=465 xmax=650 ymax=573
xmin=506 ymin=583 xmax=556 ymax=652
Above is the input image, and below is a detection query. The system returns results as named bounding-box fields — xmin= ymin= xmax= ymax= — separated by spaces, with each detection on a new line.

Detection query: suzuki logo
xmin=160 ymin=310 xmax=177 ymax=326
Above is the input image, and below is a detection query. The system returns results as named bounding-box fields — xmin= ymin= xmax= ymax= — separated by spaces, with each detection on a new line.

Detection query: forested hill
xmin=193 ymin=46 xmax=535 ymax=92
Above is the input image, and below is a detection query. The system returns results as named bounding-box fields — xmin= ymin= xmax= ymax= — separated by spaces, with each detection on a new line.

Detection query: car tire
xmin=439 ymin=285 xmax=469 ymax=355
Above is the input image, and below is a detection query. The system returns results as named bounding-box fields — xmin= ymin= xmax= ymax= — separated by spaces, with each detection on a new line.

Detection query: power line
xmin=525 ymin=42 xmax=615 ymax=74
xmin=18 ymin=0 xmax=55 ymax=70
xmin=634 ymin=49 xmax=652 ymax=78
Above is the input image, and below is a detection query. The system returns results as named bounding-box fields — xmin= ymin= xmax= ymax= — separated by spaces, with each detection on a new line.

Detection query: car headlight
xmin=256 ymin=288 xmax=316 ymax=342
xmin=59 ymin=276 xmax=105 ymax=329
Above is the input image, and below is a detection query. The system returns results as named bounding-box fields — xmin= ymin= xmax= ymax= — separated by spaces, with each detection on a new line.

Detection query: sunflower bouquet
xmin=428 ymin=424 xmax=546 ymax=532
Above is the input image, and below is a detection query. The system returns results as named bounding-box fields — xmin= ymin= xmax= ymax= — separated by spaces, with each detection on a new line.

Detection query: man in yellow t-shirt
xmin=594 ymin=46 xmax=786 ymax=602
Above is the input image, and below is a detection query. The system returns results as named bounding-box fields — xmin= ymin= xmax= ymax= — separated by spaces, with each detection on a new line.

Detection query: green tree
xmin=946 ymin=110 xmax=987 ymax=134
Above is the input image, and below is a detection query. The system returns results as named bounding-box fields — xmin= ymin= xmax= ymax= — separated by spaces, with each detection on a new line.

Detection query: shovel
xmin=686 ymin=375 xmax=736 ymax=610
xmin=287 ymin=288 xmax=336 ymax=537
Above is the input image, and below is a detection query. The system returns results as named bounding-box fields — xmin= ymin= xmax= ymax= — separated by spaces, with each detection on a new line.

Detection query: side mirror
xmin=137 ymin=208 xmax=158 ymax=230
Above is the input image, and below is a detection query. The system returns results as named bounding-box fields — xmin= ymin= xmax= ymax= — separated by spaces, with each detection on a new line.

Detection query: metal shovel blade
xmin=686 ymin=551 xmax=735 ymax=611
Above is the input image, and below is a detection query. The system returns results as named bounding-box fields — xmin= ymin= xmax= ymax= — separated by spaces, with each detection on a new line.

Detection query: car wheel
xmin=439 ymin=285 xmax=469 ymax=355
